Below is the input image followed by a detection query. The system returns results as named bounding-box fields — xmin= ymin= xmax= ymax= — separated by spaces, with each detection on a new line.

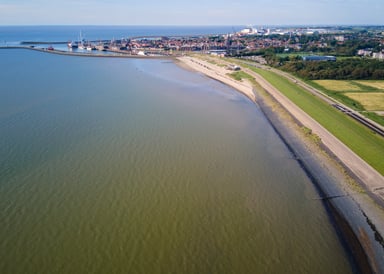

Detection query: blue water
xmin=0 ymin=25 xmax=241 ymax=45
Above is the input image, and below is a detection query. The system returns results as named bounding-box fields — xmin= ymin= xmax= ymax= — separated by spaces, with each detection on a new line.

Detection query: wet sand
xmin=177 ymin=55 xmax=384 ymax=273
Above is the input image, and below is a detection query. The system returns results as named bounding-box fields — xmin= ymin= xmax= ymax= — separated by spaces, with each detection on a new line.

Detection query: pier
xmin=0 ymin=45 xmax=174 ymax=59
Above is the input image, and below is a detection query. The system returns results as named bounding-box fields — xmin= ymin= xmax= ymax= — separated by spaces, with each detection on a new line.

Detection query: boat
xmin=78 ymin=43 xmax=85 ymax=50
xmin=86 ymin=44 xmax=96 ymax=51
xmin=78 ymin=31 xmax=85 ymax=50
xmin=67 ymin=41 xmax=78 ymax=49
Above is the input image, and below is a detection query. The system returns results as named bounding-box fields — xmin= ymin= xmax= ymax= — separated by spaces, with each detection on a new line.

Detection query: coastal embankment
xmin=177 ymin=55 xmax=384 ymax=273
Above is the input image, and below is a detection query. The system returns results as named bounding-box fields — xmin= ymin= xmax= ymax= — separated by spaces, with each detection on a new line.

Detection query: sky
xmin=0 ymin=0 xmax=383 ymax=26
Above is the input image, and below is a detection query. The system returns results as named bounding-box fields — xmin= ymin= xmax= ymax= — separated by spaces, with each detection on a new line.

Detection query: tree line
xmin=239 ymin=48 xmax=384 ymax=80
xmin=278 ymin=58 xmax=384 ymax=80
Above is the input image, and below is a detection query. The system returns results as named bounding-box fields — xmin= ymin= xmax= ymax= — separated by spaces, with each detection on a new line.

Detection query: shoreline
xmin=176 ymin=56 xmax=256 ymax=102
xmin=177 ymin=55 xmax=384 ymax=273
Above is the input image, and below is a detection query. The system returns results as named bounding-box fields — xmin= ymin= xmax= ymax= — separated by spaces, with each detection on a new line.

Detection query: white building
xmin=357 ymin=49 xmax=372 ymax=57
xmin=372 ymin=51 xmax=384 ymax=60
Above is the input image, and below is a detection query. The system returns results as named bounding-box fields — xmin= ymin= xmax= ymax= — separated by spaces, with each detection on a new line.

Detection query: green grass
xmin=309 ymin=80 xmax=384 ymax=126
xmin=249 ymin=66 xmax=384 ymax=175
xmin=228 ymin=71 xmax=254 ymax=81
xmin=364 ymin=112 xmax=384 ymax=127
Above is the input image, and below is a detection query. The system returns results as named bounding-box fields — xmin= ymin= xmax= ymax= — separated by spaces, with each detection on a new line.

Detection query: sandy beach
xmin=177 ymin=55 xmax=384 ymax=273
xmin=177 ymin=56 xmax=256 ymax=102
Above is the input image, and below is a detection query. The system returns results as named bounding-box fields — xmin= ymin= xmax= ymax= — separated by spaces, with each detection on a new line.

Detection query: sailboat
xmin=78 ymin=31 xmax=85 ymax=50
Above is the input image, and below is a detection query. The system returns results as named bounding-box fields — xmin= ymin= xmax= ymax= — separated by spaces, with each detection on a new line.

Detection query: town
xmin=65 ymin=25 xmax=384 ymax=62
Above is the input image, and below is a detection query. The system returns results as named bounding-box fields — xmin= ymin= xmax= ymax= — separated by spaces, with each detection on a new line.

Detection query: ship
xmin=67 ymin=41 xmax=78 ymax=49
xmin=86 ymin=44 xmax=96 ymax=51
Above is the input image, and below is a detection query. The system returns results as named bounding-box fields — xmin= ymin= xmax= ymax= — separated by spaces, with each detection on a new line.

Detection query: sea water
xmin=0 ymin=27 xmax=353 ymax=273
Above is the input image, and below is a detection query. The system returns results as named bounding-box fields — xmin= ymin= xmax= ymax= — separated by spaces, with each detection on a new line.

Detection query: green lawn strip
xmin=228 ymin=71 xmax=254 ymax=81
xmin=364 ymin=112 xmax=384 ymax=127
xmin=251 ymin=67 xmax=384 ymax=175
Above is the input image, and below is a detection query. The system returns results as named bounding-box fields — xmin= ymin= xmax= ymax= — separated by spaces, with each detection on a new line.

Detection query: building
xmin=372 ymin=51 xmax=384 ymax=60
xmin=357 ymin=49 xmax=373 ymax=57
xmin=302 ymin=55 xmax=336 ymax=62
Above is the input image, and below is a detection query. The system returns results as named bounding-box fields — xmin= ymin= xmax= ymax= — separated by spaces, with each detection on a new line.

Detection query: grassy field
xmin=313 ymin=80 xmax=384 ymax=93
xmin=228 ymin=71 xmax=254 ymax=81
xmin=346 ymin=93 xmax=384 ymax=111
xmin=355 ymin=81 xmax=384 ymax=90
xmin=312 ymin=80 xmax=362 ymax=92
xmin=247 ymin=67 xmax=384 ymax=175
xmin=310 ymin=79 xmax=384 ymax=126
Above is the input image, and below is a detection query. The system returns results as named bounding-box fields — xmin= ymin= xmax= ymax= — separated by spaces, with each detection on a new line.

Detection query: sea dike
xmin=177 ymin=55 xmax=384 ymax=273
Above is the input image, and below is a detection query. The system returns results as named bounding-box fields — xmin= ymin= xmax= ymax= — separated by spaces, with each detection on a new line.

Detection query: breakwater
xmin=0 ymin=45 xmax=172 ymax=58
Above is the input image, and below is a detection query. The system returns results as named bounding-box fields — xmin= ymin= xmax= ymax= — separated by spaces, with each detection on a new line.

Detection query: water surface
xmin=0 ymin=49 xmax=353 ymax=273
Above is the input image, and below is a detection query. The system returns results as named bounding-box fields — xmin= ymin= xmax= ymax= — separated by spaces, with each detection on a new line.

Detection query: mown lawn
xmin=227 ymin=71 xmax=254 ymax=81
xmin=250 ymin=67 xmax=384 ymax=175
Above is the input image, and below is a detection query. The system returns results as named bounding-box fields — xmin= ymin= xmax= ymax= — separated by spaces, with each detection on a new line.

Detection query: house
xmin=357 ymin=49 xmax=373 ymax=57
xmin=372 ymin=51 xmax=384 ymax=60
